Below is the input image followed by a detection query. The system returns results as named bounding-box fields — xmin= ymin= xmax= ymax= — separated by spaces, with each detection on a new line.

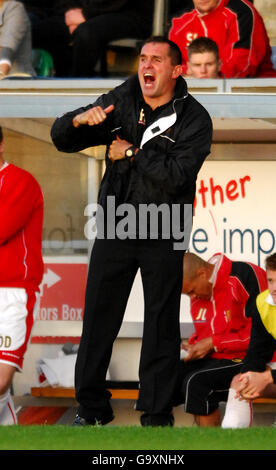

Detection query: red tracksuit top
xmin=187 ymin=253 xmax=268 ymax=360
xmin=169 ymin=0 xmax=276 ymax=78
xmin=0 ymin=163 xmax=44 ymax=292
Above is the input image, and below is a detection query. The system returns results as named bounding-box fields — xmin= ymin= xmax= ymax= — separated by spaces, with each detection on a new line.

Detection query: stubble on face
xmin=138 ymin=42 xmax=181 ymax=109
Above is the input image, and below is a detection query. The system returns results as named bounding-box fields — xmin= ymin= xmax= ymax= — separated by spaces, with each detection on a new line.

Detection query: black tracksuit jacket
xmin=51 ymin=75 xmax=212 ymax=229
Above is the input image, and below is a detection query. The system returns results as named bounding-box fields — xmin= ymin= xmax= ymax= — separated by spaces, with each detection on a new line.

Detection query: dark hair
xmin=188 ymin=37 xmax=219 ymax=61
xmin=140 ymin=36 xmax=182 ymax=66
xmin=265 ymin=253 xmax=276 ymax=271
xmin=0 ymin=126 xmax=2 ymax=143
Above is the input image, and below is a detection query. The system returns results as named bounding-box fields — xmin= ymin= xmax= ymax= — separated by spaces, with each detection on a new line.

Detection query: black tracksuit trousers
xmin=75 ymin=237 xmax=184 ymax=421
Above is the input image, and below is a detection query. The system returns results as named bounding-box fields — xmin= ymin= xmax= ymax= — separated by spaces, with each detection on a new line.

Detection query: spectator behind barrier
xmin=61 ymin=0 xmax=154 ymax=77
xmin=20 ymin=0 xmax=72 ymax=77
xmin=169 ymin=0 xmax=276 ymax=78
xmin=186 ymin=37 xmax=221 ymax=78
xmin=0 ymin=0 xmax=35 ymax=78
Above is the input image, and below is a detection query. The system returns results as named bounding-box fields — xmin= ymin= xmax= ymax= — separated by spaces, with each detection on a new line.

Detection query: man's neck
xmin=142 ymin=82 xmax=177 ymax=111
xmin=143 ymin=94 xmax=173 ymax=111
xmin=207 ymin=263 xmax=216 ymax=284
xmin=196 ymin=0 xmax=221 ymax=17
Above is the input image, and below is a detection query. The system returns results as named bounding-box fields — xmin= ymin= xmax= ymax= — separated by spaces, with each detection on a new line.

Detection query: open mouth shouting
xmin=138 ymin=41 xmax=183 ymax=107
xmin=143 ymin=72 xmax=156 ymax=87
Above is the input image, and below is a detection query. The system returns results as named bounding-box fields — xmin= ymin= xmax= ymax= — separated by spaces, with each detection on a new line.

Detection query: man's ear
xmin=172 ymin=64 xmax=183 ymax=79
xmin=197 ymin=267 xmax=208 ymax=280
xmin=0 ymin=140 xmax=4 ymax=154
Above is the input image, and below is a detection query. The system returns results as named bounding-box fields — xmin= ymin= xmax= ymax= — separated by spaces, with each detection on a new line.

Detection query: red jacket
xmin=0 ymin=163 xmax=44 ymax=292
xmin=187 ymin=253 xmax=267 ymax=360
xmin=169 ymin=0 xmax=276 ymax=78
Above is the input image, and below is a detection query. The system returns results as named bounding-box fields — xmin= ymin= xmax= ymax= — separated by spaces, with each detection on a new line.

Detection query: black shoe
xmin=140 ymin=412 xmax=174 ymax=427
xmin=72 ymin=412 xmax=114 ymax=426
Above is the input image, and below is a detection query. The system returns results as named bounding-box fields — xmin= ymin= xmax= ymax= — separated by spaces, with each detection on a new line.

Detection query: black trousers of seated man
xmin=175 ymin=357 xmax=244 ymax=416
xmin=75 ymin=237 xmax=185 ymax=425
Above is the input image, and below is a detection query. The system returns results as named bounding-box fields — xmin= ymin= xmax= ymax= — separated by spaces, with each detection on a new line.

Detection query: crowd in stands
xmin=169 ymin=0 xmax=276 ymax=78
xmin=20 ymin=0 xmax=154 ymax=77
xmin=0 ymin=0 xmax=275 ymax=79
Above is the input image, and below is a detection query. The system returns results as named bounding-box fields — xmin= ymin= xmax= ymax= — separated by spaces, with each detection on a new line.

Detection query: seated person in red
xmin=175 ymin=252 xmax=267 ymax=426
xmin=169 ymin=0 xmax=276 ymax=78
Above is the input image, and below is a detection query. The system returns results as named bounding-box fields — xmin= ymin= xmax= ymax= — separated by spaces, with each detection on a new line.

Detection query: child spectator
xmin=186 ymin=37 xmax=221 ymax=78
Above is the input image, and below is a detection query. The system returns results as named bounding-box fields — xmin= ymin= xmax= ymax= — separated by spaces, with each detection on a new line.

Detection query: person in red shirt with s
xmin=175 ymin=252 xmax=269 ymax=426
xmin=169 ymin=0 xmax=276 ymax=78
xmin=0 ymin=127 xmax=44 ymax=425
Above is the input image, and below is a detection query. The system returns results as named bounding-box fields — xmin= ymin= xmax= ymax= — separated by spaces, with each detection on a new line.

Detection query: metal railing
xmin=0 ymin=78 xmax=276 ymax=118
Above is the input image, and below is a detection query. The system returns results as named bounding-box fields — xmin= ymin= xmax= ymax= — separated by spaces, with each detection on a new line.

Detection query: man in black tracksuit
xmin=51 ymin=36 xmax=213 ymax=426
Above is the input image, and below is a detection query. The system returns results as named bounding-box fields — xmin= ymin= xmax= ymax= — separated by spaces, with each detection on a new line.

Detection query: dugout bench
xmin=30 ymin=333 xmax=276 ymax=406
xmin=30 ymin=323 xmax=195 ymax=401
xmin=30 ymin=383 xmax=276 ymax=407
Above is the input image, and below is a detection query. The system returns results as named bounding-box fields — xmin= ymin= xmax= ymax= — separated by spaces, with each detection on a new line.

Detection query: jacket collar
xmin=131 ymin=74 xmax=188 ymax=113
xmin=208 ymin=253 xmax=232 ymax=295
xmin=130 ymin=75 xmax=188 ymax=147
xmin=117 ymin=74 xmax=188 ymax=148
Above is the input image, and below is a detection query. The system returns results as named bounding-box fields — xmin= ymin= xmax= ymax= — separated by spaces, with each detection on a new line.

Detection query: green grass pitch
xmin=0 ymin=425 xmax=276 ymax=451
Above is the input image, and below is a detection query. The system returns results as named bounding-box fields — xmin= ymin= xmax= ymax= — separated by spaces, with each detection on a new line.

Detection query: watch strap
xmin=125 ymin=145 xmax=137 ymax=159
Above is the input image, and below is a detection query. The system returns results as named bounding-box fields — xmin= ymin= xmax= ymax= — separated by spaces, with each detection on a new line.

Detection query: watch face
xmin=126 ymin=148 xmax=133 ymax=157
